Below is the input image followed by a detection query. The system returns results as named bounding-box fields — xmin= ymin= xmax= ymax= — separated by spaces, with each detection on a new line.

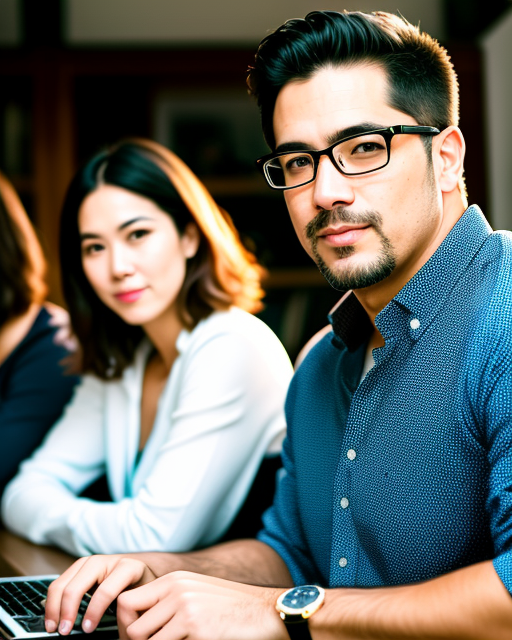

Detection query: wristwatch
xmin=276 ymin=585 xmax=325 ymax=640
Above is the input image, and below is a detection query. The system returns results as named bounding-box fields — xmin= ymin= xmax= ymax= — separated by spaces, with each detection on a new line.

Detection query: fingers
xmin=116 ymin=572 xmax=227 ymax=640
xmin=118 ymin=602 xmax=183 ymax=640
xmin=45 ymin=555 xmax=146 ymax=635
xmin=117 ymin=588 xmax=177 ymax=640
xmin=45 ymin=302 xmax=68 ymax=324
xmin=116 ymin=572 xmax=286 ymax=640
xmin=81 ymin=558 xmax=153 ymax=632
xmin=45 ymin=557 xmax=90 ymax=633
xmin=45 ymin=303 xmax=79 ymax=352
xmin=52 ymin=327 xmax=80 ymax=353
xmin=117 ymin=580 xmax=162 ymax=623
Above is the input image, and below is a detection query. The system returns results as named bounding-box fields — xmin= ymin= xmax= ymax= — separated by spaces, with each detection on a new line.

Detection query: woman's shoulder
xmin=18 ymin=305 xmax=78 ymax=363
xmin=0 ymin=304 xmax=45 ymax=367
xmin=0 ymin=305 xmax=80 ymax=403
xmin=15 ymin=304 xmax=68 ymax=346
xmin=189 ymin=308 xmax=285 ymax=349
xmin=182 ymin=308 xmax=292 ymax=373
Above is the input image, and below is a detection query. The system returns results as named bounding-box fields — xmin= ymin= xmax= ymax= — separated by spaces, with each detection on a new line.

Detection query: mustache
xmin=305 ymin=207 xmax=384 ymax=241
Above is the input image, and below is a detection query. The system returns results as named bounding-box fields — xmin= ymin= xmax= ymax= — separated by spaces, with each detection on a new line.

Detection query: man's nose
xmin=312 ymin=155 xmax=355 ymax=211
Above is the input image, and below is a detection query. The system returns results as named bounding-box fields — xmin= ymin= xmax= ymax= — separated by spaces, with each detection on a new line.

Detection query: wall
xmin=481 ymin=8 xmax=512 ymax=230
xmin=65 ymin=0 xmax=444 ymax=44
xmin=0 ymin=0 xmax=19 ymax=44
xmin=0 ymin=0 xmax=444 ymax=46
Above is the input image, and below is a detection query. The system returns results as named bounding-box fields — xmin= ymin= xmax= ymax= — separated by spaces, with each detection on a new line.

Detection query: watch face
xmin=281 ymin=586 xmax=320 ymax=610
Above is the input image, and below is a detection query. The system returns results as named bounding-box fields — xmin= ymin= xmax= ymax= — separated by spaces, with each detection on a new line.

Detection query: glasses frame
xmin=256 ymin=125 xmax=441 ymax=191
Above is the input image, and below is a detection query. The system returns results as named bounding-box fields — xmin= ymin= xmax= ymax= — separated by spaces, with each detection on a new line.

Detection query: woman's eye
xmin=83 ymin=243 xmax=104 ymax=256
xmin=129 ymin=229 xmax=150 ymax=241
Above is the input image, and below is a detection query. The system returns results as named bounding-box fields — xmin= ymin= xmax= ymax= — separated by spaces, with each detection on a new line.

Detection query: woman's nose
xmin=110 ymin=245 xmax=135 ymax=279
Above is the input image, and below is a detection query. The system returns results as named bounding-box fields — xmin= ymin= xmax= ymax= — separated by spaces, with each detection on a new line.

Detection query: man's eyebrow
xmin=274 ymin=123 xmax=386 ymax=154
xmin=326 ymin=123 xmax=386 ymax=146
xmin=274 ymin=141 xmax=316 ymax=154
xmin=80 ymin=216 xmax=153 ymax=241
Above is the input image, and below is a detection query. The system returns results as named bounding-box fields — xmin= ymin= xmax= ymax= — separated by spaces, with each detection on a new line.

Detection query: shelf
xmin=201 ymin=175 xmax=273 ymax=197
xmin=263 ymin=267 xmax=328 ymax=289
xmin=8 ymin=175 xmax=36 ymax=193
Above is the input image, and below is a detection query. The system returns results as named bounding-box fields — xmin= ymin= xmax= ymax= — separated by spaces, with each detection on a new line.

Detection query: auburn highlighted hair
xmin=0 ymin=171 xmax=47 ymax=325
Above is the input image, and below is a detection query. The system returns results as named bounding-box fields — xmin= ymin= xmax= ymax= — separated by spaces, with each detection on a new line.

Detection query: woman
xmin=1 ymin=139 xmax=293 ymax=556
xmin=0 ymin=172 xmax=78 ymax=495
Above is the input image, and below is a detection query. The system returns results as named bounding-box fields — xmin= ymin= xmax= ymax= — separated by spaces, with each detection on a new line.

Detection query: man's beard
xmin=305 ymin=207 xmax=396 ymax=291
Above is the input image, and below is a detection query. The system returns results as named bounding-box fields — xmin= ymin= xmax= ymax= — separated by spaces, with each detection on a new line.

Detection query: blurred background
xmin=1 ymin=0 xmax=511 ymax=361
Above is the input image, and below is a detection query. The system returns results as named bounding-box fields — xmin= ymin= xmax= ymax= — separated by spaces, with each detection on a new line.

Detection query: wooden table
xmin=0 ymin=529 xmax=76 ymax=577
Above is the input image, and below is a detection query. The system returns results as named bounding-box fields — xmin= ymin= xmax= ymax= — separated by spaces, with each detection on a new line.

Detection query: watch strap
xmin=281 ymin=618 xmax=313 ymax=640
xmin=276 ymin=585 xmax=325 ymax=640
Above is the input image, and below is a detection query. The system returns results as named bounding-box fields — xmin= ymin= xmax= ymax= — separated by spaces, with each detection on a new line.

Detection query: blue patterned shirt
xmin=259 ymin=205 xmax=512 ymax=593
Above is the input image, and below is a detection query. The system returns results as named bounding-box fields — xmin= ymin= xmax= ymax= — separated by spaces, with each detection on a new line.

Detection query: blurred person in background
xmin=0 ymin=171 xmax=79 ymax=495
xmin=1 ymin=138 xmax=293 ymax=556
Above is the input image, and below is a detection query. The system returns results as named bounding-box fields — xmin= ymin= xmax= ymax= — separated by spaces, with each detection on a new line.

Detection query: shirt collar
xmin=329 ymin=291 xmax=373 ymax=351
xmin=329 ymin=205 xmax=492 ymax=350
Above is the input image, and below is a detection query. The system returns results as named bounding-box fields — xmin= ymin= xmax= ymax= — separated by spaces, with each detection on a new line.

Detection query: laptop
xmin=0 ymin=575 xmax=118 ymax=640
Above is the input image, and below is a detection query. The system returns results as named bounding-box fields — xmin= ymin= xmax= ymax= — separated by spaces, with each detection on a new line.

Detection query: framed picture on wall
xmin=152 ymin=88 xmax=268 ymax=179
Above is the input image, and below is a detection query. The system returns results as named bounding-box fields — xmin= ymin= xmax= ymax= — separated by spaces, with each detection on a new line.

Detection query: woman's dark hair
xmin=60 ymin=138 xmax=265 ymax=380
xmin=247 ymin=10 xmax=459 ymax=150
xmin=0 ymin=172 xmax=47 ymax=325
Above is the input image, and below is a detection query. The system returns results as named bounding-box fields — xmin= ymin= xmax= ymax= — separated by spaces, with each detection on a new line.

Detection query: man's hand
xmin=44 ymin=555 xmax=157 ymax=635
xmin=116 ymin=571 xmax=288 ymax=640
xmin=44 ymin=541 xmax=293 ymax=638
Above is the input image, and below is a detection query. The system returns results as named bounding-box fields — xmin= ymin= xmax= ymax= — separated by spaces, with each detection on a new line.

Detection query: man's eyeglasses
xmin=256 ymin=125 xmax=440 ymax=190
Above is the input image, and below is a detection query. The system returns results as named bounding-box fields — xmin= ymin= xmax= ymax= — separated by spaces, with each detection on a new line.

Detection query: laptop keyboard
xmin=0 ymin=579 xmax=117 ymax=633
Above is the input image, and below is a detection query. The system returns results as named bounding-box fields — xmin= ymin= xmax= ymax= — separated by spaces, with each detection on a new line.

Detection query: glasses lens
xmin=265 ymin=153 xmax=315 ymax=188
xmin=334 ymin=133 xmax=388 ymax=175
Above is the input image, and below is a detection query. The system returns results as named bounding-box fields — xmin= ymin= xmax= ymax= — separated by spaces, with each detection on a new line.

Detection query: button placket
xmin=330 ymin=361 xmax=366 ymax=587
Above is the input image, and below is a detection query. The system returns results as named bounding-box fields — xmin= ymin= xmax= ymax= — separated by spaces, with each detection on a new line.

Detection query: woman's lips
xmin=318 ymin=225 xmax=370 ymax=247
xmin=114 ymin=288 xmax=146 ymax=303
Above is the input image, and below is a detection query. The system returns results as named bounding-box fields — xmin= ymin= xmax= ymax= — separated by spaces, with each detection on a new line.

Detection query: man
xmin=46 ymin=10 xmax=512 ymax=640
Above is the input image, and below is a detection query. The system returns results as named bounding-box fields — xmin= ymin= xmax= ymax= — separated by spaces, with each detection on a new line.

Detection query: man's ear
xmin=181 ymin=222 xmax=200 ymax=259
xmin=433 ymin=126 xmax=466 ymax=194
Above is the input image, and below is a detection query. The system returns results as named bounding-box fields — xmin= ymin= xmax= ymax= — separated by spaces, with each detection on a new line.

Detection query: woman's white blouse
xmin=1 ymin=308 xmax=293 ymax=556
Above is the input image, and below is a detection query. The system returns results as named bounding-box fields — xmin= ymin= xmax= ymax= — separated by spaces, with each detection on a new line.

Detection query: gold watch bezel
xmin=276 ymin=585 xmax=325 ymax=620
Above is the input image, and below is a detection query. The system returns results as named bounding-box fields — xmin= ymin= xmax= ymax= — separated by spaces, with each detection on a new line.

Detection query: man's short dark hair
xmin=247 ymin=10 xmax=459 ymax=150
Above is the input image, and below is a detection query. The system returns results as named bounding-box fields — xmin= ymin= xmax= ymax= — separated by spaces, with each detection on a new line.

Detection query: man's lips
xmin=114 ymin=288 xmax=146 ymax=303
xmin=317 ymin=224 xmax=371 ymax=247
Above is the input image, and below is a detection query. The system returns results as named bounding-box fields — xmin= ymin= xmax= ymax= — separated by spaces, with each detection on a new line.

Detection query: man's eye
xmin=352 ymin=142 xmax=382 ymax=153
xmin=351 ymin=141 xmax=384 ymax=155
xmin=285 ymin=155 xmax=312 ymax=172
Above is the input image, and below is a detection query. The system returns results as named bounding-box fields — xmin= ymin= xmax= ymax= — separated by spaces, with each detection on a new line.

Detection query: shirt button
xmin=340 ymin=497 xmax=349 ymax=509
xmin=347 ymin=449 xmax=356 ymax=460
xmin=339 ymin=557 xmax=348 ymax=568
xmin=410 ymin=318 xmax=420 ymax=330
